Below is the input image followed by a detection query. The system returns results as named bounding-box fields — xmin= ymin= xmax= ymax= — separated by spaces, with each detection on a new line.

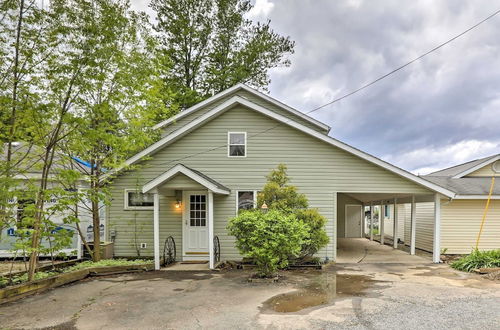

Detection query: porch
xmin=142 ymin=164 xmax=230 ymax=270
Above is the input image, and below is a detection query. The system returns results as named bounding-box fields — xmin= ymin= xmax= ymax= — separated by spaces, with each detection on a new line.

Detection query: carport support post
xmin=379 ymin=201 xmax=384 ymax=245
xmin=369 ymin=203 xmax=374 ymax=241
xmin=208 ymin=191 xmax=214 ymax=269
xmin=393 ymin=198 xmax=398 ymax=248
xmin=433 ymin=193 xmax=441 ymax=263
xmin=410 ymin=196 xmax=416 ymax=255
xmin=153 ymin=192 xmax=160 ymax=270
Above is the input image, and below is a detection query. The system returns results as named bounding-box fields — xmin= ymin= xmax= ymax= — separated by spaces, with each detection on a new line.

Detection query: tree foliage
xmin=258 ymin=164 xmax=329 ymax=258
xmin=227 ymin=209 xmax=309 ymax=277
xmin=150 ymin=0 xmax=295 ymax=108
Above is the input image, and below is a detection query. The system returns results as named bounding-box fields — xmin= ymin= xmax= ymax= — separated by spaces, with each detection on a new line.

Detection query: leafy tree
xmin=227 ymin=209 xmax=309 ymax=277
xmin=63 ymin=0 xmax=167 ymax=261
xmin=257 ymin=164 xmax=329 ymax=258
xmin=150 ymin=0 xmax=295 ymax=109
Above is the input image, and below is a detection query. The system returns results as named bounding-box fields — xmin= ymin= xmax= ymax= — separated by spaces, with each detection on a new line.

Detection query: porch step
xmin=180 ymin=261 xmax=208 ymax=264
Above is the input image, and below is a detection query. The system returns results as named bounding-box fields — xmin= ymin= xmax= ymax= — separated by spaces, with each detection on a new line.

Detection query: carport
xmin=335 ymin=192 xmax=443 ymax=263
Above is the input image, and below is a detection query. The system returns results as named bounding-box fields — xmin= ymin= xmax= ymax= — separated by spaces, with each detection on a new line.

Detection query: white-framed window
xmin=236 ymin=190 xmax=258 ymax=212
xmin=124 ymin=190 xmax=154 ymax=210
xmin=228 ymin=132 xmax=246 ymax=157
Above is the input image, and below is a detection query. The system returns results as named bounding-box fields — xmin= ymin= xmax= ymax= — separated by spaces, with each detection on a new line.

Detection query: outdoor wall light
xmin=261 ymin=202 xmax=268 ymax=212
xmin=174 ymin=190 xmax=182 ymax=209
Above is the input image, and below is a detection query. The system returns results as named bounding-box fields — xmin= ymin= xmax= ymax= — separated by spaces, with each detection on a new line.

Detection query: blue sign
xmin=7 ymin=228 xmax=16 ymax=236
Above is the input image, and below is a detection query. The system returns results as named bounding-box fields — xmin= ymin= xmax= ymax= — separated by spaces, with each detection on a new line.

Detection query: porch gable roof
xmin=142 ymin=164 xmax=230 ymax=195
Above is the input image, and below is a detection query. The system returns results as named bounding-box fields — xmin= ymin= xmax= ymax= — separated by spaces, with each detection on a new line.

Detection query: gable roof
xmin=426 ymin=154 xmax=500 ymax=178
xmin=422 ymin=153 xmax=500 ymax=198
xmin=152 ymin=83 xmax=331 ymax=133
xmin=142 ymin=164 xmax=230 ymax=195
xmin=112 ymin=94 xmax=455 ymax=198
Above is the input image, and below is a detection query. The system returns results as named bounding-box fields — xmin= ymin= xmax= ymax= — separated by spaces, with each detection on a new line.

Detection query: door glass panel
xmin=189 ymin=194 xmax=207 ymax=227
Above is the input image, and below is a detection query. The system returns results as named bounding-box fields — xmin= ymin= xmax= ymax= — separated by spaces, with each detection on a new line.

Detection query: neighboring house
xmin=420 ymin=155 xmax=500 ymax=254
xmin=106 ymin=83 xmax=458 ymax=270
xmin=0 ymin=143 xmax=102 ymax=258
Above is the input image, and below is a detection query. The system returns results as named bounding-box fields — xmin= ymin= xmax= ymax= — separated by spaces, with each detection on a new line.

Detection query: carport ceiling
xmin=342 ymin=193 xmax=435 ymax=204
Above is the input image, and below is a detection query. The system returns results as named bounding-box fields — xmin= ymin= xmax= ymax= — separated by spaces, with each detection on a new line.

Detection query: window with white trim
xmin=236 ymin=190 xmax=261 ymax=212
xmin=125 ymin=190 xmax=154 ymax=210
xmin=228 ymin=132 xmax=246 ymax=157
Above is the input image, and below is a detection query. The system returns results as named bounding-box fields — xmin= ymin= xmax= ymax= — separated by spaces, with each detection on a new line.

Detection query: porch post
xmin=410 ymin=195 xmax=416 ymax=255
xmin=380 ymin=201 xmax=384 ymax=245
xmin=208 ymin=191 xmax=214 ymax=269
xmin=433 ymin=193 xmax=441 ymax=263
xmin=153 ymin=192 xmax=160 ymax=270
xmin=393 ymin=198 xmax=398 ymax=248
xmin=369 ymin=203 xmax=374 ymax=241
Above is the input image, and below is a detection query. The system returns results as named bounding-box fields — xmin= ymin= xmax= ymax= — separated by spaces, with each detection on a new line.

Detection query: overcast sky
xmin=131 ymin=0 xmax=500 ymax=175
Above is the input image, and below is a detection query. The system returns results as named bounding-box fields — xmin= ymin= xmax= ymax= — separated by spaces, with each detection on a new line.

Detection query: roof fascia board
xmin=452 ymin=155 xmax=500 ymax=178
xmin=152 ymin=83 xmax=330 ymax=132
xmin=116 ymin=96 xmax=455 ymax=197
xmin=454 ymin=194 xmax=500 ymax=200
xmin=142 ymin=164 xmax=230 ymax=195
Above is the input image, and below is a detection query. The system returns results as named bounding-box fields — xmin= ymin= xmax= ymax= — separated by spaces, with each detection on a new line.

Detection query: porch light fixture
xmin=175 ymin=190 xmax=182 ymax=209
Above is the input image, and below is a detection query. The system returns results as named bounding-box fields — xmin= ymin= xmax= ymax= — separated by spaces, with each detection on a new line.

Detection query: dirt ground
xmin=0 ymin=262 xmax=499 ymax=330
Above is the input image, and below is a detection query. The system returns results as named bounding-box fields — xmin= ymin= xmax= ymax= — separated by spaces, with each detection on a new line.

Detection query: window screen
xmin=238 ymin=191 xmax=255 ymax=210
xmin=128 ymin=191 xmax=154 ymax=207
xmin=228 ymin=132 xmax=246 ymax=157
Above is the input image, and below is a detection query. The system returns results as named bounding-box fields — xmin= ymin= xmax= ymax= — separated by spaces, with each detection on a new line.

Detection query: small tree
xmin=257 ymin=164 xmax=329 ymax=259
xmin=227 ymin=209 xmax=309 ymax=277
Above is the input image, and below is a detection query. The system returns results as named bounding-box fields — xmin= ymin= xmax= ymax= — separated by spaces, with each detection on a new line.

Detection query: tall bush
xmin=257 ymin=164 xmax=329 ymax=258
xmin=227 ymin=209 xmax=309 ymax=277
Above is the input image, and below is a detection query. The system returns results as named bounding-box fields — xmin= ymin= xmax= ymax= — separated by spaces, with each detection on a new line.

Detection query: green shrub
xmin=295 ymin=209 xmax=329 ymax=258
xmin=227 ymin=209 xmax=310 ymax=277
xmin=451 ymin=249 xmax=500 ymax=272
xmin=257 ymin=164 xmax=329 ymax=258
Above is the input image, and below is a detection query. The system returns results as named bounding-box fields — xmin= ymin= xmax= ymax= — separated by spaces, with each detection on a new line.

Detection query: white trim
xmin=369 ymin=203 xmax=374 ymax=241
xmin=452 ymin=155 xmax=500 ymax=178
xmin=124 ymin=189 xmax=154 ymax=210
xmin=344 ymin=204 xmax=363 ymax=238
xmin=227 ymin=131 xmax=247 ymax=158
xmin=392 ymin=198 xmax=398 ymax=248
xmin=153 ymin=193 xmax=160 ymax=270
xmin=152 ymin=83 xmax=330 ymax=132
xmin=380 ymin=201 xmax=385 ymax=245
xmin=454 ymin=194 xmax=500 ymax=199
xmin=208 ymin=191 xmax=214 ymax=269
xmin=142 ymin=164 xmax=230 ymax=195
xmin=182 ymin=190 xmax=209 ymax=260
xmin=433 ymin=193 xmax=441 ymax=263
xmin=113 ymin=96 xmax=455 ymax=198
xmin=410 ymin=195 xmax=416 ymax=255
xmin=235 ymin=190 xmax=258 ymax=213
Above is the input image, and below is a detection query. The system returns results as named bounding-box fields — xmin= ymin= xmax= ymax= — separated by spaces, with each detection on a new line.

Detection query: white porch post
xmin=433 ymin=193 xmax=441 ymax=263
xmin=410 ymin=195 xmax=416 ymax=255
xmin=369 ymin=203 xmax=374 ymax=241
xmin=153 ymin=192 xmax=160 ymax=270
xmin=380 ymin=202 xmax=384 ymax=245
xmin=393 ymin=198 xmax=398 ymax=248
xmin=208 ymin=191 xmax=214 ymax=269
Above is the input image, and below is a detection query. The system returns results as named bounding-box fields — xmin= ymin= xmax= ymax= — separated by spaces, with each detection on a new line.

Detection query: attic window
xmin=228 ymin=132 xmax=246 ymax=157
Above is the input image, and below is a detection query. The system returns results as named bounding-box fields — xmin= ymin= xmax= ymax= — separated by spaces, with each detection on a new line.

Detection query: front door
xmin=183 ymin=192 xmax=209 ymax=259
xmin=345 ymin=204 xmax=362 ymax=238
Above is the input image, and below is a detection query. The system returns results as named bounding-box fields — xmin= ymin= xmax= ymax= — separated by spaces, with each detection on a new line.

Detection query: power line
xmin=157 ymin=7 xmax=500 ymax=166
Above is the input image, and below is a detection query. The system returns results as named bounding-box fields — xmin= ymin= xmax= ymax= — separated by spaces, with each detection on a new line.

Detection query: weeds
xmin=451 ymin=249 xmax=500 ymax=272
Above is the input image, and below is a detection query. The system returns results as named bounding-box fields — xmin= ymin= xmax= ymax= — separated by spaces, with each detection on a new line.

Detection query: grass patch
xmin=0 ymin=259 xmax=150 ymax=288
xmin=451 ymin=249 xmax=500 ymax=272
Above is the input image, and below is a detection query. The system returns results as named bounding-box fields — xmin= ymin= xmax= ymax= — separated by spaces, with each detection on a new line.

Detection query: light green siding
xmin=109 ymin=104 xmax=433 ymax=261
xmin=160 ymin=89 xmax=328 ymax=138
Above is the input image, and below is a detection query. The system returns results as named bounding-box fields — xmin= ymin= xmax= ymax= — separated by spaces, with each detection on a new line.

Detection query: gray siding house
xmin=106 ymin=84 xmax=456 ymax=270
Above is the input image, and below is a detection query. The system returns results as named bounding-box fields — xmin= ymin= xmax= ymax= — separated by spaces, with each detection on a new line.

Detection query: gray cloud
xmin=132 ymin=0 xmax=500 ymax=174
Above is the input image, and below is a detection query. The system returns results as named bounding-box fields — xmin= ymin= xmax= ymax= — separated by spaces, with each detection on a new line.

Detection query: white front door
xmin=183 ymin=192 xmax=209 ymax=259
xmin=345 ymin=204 xmax=363 ymax=238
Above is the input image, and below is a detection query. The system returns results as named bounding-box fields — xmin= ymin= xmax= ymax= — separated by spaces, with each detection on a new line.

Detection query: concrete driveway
xmin=336 ymin=238 xmax=431 ymax=263
xmin=0 ymin=262 xmax=499 ymax=329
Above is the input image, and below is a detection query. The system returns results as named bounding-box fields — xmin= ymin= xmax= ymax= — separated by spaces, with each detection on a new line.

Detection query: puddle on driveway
xmin=262 ymin=272 xmax=386 ymax=313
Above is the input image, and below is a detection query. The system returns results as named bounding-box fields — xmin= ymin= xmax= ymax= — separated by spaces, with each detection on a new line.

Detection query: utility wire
xmin=156 ymin=7 xmax=500 ymax=166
